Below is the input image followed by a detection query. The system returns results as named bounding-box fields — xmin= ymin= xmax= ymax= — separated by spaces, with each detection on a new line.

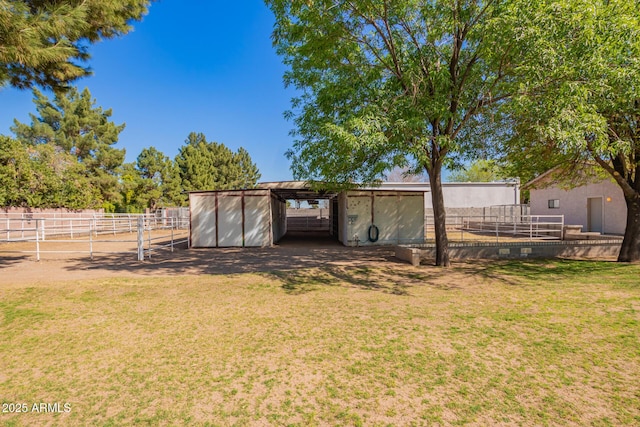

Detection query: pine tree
xmin=175 ymin=132 xmax=261 ymax=192
xmin=12 ymin=87 xmax=126 ymax=209
xmin=234 ymin=147 xmax=261 ymax=189
xmin=136 ymin=146 xmax=185 ymax=208
xmin=0 ymin=0 xmax=151 ymax=90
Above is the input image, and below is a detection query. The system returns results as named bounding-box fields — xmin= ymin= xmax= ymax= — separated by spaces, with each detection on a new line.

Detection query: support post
xmin=35 ymin=220 xmax=40 ymax=261
xmin=89 ymin=220 xmax=93 ymax=261
xmin=137 ymin=216 xmax=144 ymax=261
xmin=171 ymin=217 xmax=174 ymax=252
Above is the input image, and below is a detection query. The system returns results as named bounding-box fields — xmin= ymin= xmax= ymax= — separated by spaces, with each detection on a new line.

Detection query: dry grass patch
xmin=0 ymin=260 xmax=639 ymax=426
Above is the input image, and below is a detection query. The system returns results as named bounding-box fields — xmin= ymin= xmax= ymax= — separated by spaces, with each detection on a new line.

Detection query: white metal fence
xmin=0 ymin=213 xmax=189 ymax=261
xmin=426 ymin=214 xmax=565 ymax=242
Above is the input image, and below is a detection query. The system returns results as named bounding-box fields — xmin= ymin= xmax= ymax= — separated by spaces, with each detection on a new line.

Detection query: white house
xmin=527 ymin=171 xmax=626 ymax=235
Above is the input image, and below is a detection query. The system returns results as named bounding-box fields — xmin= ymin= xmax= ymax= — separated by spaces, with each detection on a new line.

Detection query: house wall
xmin=378 ymin=182 xmax=520 ymax=219
xmin=189 ymin=190 xmax=273 ymax=247
xmin=530 ymin=179 xmax=626 ymax=235
xmin=342 ymin=191 xmax=424 ymax=246
xmin=424 ymin=182 xmax=520 ymax=209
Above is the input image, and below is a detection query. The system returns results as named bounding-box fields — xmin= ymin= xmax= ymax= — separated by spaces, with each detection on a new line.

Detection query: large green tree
xmin=135 ymin=146 xmax=185 ymax=209
xmin=0 ymin=0 xmax=151 ymax=90
xmin=0 ymin=135 xmax=98 ymax=208
xmin=267 ymin=0 xmax=535 ymax=265
xmin=503 ymin=0 xmax=640 ymax=262
xmin=175 ymin=132 xmax=261 ymax=192
xmin=12 ymin=87 xmax=126 ymax=209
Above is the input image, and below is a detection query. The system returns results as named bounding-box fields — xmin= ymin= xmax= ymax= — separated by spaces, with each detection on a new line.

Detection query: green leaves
xmin=175 ymin=132 xmax=261 ymax=192
xmin=0 ymin=0 xmax=151 ymax=91
xmin=12 ymin=87 xmax=126 ymax=206
xmin=267 ymin=0 xmax=536 ymax=264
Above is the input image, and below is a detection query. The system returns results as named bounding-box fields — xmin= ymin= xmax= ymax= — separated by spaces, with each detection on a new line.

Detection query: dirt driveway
xmin=0 ymin=232 xmax=406 ymax=286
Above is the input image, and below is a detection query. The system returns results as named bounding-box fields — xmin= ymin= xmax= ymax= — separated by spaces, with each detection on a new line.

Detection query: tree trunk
xmin=429 ymin=163 xmax=451 ymax=267
xmin=618 ymin=194 xmax=640 ymax=262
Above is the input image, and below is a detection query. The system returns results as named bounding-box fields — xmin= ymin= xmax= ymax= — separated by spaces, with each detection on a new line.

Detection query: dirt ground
xmin=0 ymin=232 xmax=408 ymax=286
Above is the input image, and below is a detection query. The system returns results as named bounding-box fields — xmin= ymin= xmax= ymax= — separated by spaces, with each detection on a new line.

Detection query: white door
xmin=587 ymin=197 xmax=603 ymax=233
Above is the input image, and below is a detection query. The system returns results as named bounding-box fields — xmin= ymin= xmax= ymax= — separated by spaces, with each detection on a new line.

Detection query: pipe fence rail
xmin=0 ymin=214 xmax=189 ymax=261
xmin=426 ymin=214 xmax=565 ymax=242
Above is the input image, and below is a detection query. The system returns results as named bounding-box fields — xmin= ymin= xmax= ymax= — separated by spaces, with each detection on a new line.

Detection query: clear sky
xmin=0 ymin=1 xmax=298 ymax=182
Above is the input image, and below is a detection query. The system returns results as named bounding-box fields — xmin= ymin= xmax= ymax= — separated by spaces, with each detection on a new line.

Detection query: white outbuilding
xmin=188 ymin=180 xmax=521 ymax=248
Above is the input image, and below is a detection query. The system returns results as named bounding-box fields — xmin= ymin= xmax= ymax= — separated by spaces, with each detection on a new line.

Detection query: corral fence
xmin=426 ymin=213 xmax=564 ymax=242
xmin=286 ymin=208 xmax=330 ymax=232
xmin=0 ymin=212 xmax=189 ymax=261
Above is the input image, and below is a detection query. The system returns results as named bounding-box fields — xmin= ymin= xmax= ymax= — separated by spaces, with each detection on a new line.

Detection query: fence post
xmin=495 ymin=218 xmax=499 ymax=243
xmin=41 ymin=219 xmax=46 ymax=241
xmin=137 ymin=216 xmax=144 ymax=261
xmin=171 ymin=218 xmax=175 ymax=252
xmin=147 ymin=219 xmax=152 ymax=259
xmin=89 ymin=220 xmax=93 ymax=261
xmin=529 ymin=218 xmax=533 ymax=241
xmin=70 ymin=219 xmax=74 ymax=239
xmin=35 ymin=219 xmax=40 ymax=261
xmin=112 ymin=215 xmax=116 ymax=235
xmin=6 ymin=217 xmax=9 ymax=241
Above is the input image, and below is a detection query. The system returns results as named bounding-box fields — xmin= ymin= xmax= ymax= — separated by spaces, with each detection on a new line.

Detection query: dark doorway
xmin=275 ymin=231 xmax=341 ymax=247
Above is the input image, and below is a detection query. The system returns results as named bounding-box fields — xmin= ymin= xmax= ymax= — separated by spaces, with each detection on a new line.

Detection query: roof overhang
xmin=257 ymin=181 xmax=337 ymax=200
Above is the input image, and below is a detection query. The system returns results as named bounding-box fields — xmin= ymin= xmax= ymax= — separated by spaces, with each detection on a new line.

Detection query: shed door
xmin=587 ymin=197 xmax=603 ymax=233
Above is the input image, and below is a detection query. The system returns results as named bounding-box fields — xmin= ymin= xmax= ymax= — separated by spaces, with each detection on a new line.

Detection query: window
xmin=548 ymin=199 xmax=560 ymax=209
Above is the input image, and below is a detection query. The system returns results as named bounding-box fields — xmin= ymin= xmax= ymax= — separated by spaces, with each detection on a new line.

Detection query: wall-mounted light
xmin=606 ymin=197 xmax=612 ymax=202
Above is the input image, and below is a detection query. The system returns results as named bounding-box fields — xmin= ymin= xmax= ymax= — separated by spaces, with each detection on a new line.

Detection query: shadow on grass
xmin=271 ymin=265 xmax=465 ymax=296
xmin=474 ymin=258 xmax=639 ymax=287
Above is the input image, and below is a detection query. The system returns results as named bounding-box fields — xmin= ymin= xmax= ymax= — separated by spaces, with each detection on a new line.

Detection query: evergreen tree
xmin=12 ymin=87 xmax=126 ymax=209
xmin=234 ymin=147 xmax=261 ymax=189
xmin=136 ymin=146 xmax=185 ymax=208
xmin=175 ymin=132 xmax=260 ymax=192
xmin=0 ymin=0 xmax=151 ymax=90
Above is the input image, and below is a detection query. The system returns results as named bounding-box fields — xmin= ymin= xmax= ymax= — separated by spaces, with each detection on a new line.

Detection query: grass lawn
xmin=1 ymin=260 xmax=639 ymax=426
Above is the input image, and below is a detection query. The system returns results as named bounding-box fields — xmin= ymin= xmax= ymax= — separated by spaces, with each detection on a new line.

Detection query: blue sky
xmin=0 ymin=1 xmax=298 ymax=182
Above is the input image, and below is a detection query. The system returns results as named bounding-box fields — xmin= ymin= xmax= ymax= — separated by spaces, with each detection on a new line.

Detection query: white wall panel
xmin=190 ymin=194 xmax=217 ymax=247
xmin=346 ymin=195 xmax=372 ymax=245
xmin=399 ymin=195 xmax=425 ymax=243
xmin=373 ymin=195 xmax=398 ymax=243
xmin=217 ymin=195 xmax=243 ymax=247
xmin=245 ymin=195 xmax=270 ymax=247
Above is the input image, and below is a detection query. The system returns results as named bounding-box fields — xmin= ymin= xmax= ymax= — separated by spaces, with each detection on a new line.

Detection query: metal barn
xmin=188 ymin=183 xmax=425 ymax=248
